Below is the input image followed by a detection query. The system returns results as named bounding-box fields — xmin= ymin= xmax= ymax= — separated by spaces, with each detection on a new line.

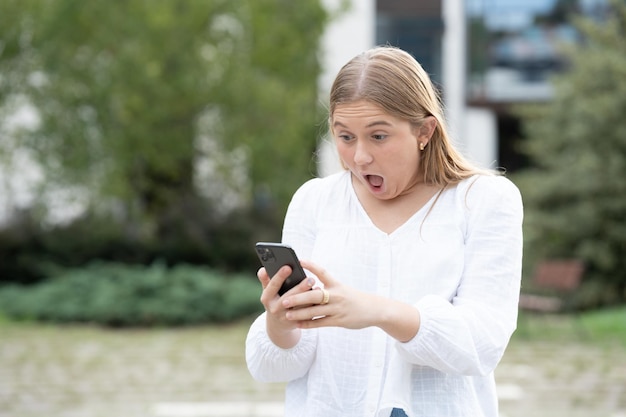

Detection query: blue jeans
xmin=390 ymin=408 xmax=408 ymax=417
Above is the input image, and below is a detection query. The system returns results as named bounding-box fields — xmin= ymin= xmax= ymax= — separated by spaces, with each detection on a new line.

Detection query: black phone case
xmin=255 ymin=242 xmax=307 ymax=295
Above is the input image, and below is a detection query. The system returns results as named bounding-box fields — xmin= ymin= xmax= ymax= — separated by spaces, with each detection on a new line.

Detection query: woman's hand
xmin=258 ymin=265 xmax=317 ymax=349
xmin=280 ymin=260 xmax=377 ymax=330
xmin=282 ymin=260 xmax=421 ymax=342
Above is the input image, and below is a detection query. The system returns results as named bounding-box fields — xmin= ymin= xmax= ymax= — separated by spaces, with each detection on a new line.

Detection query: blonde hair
xmin=329 ymin=46 xmax=492 ymax=186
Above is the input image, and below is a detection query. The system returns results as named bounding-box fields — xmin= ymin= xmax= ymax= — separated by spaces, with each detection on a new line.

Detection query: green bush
xmin=0 ymin=206 xmax=279 ymax=286
xmin=0 ymin=262 xmax=263 ymax=327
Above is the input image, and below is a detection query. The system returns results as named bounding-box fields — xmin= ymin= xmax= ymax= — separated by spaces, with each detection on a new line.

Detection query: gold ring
xmin=320 ymin=288 xmax=330 ymax=305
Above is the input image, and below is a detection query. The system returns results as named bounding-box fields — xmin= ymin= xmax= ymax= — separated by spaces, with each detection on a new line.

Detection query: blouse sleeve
xmin=395 ymin=176 xmax=524 ymax=376
xmin=245 ymin=312 xmax=318 ymax=382
xmin=245 ymin=178 xmax=323 ymax=382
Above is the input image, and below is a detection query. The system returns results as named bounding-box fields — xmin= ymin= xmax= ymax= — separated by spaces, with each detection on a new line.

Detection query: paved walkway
xmin=0 ymin=320 xmax=624 ymax=417
xmin=152 ymin=402 xmax=285 ymax=417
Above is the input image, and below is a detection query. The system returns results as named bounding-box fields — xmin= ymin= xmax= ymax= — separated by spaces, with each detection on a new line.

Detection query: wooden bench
xmin=519 ymin=259 xmax=585 ymax=313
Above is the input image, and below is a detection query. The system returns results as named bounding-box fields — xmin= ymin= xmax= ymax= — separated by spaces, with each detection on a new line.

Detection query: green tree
xmin=0 ymin=0 xmax=327 ymax=242
xmin=514 ymin=0 xmax=626 ymax=307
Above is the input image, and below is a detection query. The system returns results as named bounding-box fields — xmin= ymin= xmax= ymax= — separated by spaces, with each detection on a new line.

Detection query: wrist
xmin=377 ymin=298 xmax=421 ymax=343
xmin=266 ymin=318 xmax=301 ymax=349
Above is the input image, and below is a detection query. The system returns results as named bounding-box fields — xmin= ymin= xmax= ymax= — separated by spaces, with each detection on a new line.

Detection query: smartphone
xmin=255 ymin=242 xmax=307 ymax=296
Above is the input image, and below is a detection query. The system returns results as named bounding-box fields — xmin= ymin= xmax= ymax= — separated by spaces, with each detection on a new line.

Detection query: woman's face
xmin=332 ymin=100 xmax=433 ymax=201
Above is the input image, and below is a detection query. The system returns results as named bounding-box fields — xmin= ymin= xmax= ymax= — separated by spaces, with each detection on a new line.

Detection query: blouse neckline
xmin=343 ymin=171 xmax=444 ymax=237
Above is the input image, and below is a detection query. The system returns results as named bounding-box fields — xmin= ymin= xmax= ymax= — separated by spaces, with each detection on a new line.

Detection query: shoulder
xmin=457 ymin=174 xmax=522 ymax=203
xmin=284 ymin=170 xmax=351 ymax=230
xmin=455 ymin=174 xmax=523 ymax=222
xmin=290 ymin=170 xmax=349 ymax=204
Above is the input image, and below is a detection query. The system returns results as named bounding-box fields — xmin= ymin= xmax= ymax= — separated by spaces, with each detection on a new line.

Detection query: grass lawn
xmin=515 ymin=306 xmax=626 ymax=346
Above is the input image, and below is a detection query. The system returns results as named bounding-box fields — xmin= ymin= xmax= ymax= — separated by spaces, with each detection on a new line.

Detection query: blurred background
xmin=0 ymin=0 xmax=624 ymax=416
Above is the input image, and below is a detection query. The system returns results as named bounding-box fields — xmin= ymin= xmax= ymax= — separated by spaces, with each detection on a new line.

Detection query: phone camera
xmin=258 ymin=247 xmax=274 ymax=263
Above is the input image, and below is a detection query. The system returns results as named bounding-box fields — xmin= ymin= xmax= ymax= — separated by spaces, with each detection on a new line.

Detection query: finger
xmin=298 ymin=315 xmax=333 ymax=329
xmin=265 ymin=265 xmax=292 ymax=295
xmin=282 ymin=282 xmax=320 ymax=309
xmin=288 ymin=275 xmax=316 ymax=294
xmin=285 ymin=304 xmax=333 ymax=324
xmin=300 ymin=260 xmax=338 ymax=288
xmin=257 ymin=267 xmax=270 ymax=289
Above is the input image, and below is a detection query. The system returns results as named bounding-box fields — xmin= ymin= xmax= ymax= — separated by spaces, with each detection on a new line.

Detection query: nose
xmin=353 ymin=139 xmax=373 ymax=166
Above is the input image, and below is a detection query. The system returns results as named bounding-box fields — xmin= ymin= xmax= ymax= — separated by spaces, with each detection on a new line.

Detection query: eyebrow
xmin=332 ymin=120 xmax=393 ymax=129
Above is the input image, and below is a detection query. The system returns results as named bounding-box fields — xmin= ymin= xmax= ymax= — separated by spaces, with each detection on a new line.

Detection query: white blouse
xmin=246 ymin=170 xmax=524 ymax=417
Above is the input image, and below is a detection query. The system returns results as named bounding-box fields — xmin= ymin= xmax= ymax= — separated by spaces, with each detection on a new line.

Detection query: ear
xmin=416 ymin=116 xmax=437 ymax=145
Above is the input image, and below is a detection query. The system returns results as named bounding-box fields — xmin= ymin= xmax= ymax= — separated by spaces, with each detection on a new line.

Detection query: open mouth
xmin=366 ymin=174 xmax=384 ymax=190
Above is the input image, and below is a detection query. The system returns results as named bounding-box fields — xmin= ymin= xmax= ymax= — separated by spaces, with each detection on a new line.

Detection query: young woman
xmin=246 ymin=46 xmax=523 ymax=417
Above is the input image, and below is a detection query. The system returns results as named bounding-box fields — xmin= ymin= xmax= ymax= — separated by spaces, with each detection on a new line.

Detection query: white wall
xmin=442 ymin=0 xmax=466 ymax=148
xmin=464 ymin=107 xmax=498 ymax=169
